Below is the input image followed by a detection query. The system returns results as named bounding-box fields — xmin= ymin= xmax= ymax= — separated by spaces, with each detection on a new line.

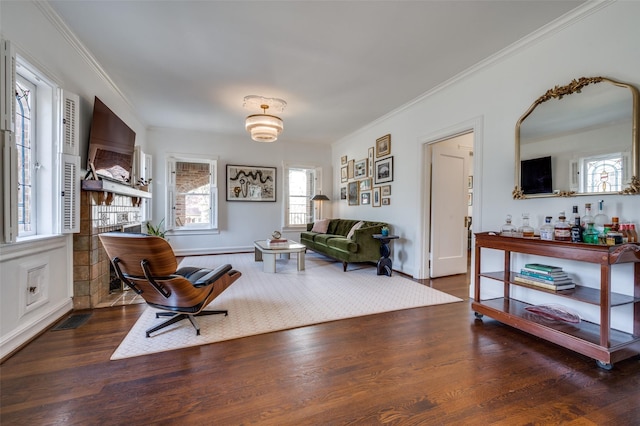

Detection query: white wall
xmin=146 ymin=128 xmax=332 ymax=255
xmin=0 ymin=1 xmax=148 ymax=359
xmin=332 ymin=2 xmax=640 ymax=332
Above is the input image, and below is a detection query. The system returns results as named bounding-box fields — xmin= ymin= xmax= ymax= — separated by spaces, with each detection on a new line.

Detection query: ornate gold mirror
xmin=514 ymin=77 xmax=639 ymax=199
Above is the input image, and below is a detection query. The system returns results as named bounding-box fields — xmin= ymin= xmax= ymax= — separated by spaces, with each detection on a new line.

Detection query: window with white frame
xmin=284 ymin=165 xmax=322 ymax=227
xmin=166 ymin=155 xmax=217 ymax=230
xmin=12 ymin=58 xmax=74 ymax=239
xmin=584 ymin=153 xmax=624 ymax=193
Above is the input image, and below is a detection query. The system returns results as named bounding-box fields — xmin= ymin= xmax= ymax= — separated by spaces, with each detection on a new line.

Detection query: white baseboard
xmin=0 ymin=298 xmax=73 ymax=361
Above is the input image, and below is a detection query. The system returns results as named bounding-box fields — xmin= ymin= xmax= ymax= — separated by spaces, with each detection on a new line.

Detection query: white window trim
xmin=166 ymin=153 xmax=219 ymax=233
xmin=282 ymin=163 xmax=323 ymax=231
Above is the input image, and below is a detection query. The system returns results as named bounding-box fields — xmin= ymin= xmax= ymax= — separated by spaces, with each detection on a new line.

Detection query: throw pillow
xmin=311 ymin=218 xmax=330 ymax=233
xmin=346 ymin=221 xmax=364 ymax=239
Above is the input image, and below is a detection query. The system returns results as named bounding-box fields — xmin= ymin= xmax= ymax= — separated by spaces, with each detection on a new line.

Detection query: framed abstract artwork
xmin=226 ymin=165 xmax=276 ymax=202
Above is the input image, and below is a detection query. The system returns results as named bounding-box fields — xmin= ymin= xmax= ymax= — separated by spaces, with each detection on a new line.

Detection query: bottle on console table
xmin=570 ymin=211 xmax=583 ymax=243
xmin=554 ymin=211 xmax=571 ymax=241
xmin=539 ymin=216 xmax=554 ymax=241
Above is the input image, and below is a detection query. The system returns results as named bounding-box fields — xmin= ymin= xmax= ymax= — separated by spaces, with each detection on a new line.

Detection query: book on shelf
xmin=514 ymin=275 xmax=575 ymax=291
xmin=523 ymin=263 xmax=563 ymax=272
xmin=520 ymin=267 xmax=568 ymax=277
xmin=519 ymin=269 xmax=570 ymax=282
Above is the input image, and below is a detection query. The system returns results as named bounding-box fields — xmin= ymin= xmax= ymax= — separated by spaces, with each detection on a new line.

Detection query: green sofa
xmin=300 ymin=219 xmax=389 ymax=271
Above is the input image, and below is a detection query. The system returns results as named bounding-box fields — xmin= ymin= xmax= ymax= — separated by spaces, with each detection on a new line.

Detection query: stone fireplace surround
xmin=73 ymin=190 xmax=143 ymax=309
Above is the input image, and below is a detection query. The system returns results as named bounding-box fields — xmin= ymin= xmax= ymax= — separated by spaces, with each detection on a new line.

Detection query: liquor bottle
xmin=519 ymin=213 xmax=535 ymax=238
xmin=554 ymin=212 xmax=571 ymax=241
xmin=611 ymin=216 xmax=620 ymax=232
xmin=539 ymin=216 xmax=554 ymax=241
xmin=570 ymin=212 xmax=583 ymax=243
xmin=593 ymin=199 xmax=609 ymax=234
xmin=582 ymin=222 xmax=599 ymax=244
xmin=581 ymin=203 xmax=594 ymax=230
xmin=629 ymin=223 xmax=638 ymax=243
xmin=500 ymin=214 xmax=516 ymax=237
xmin=619 ymin=224 xmax=629 ymax=243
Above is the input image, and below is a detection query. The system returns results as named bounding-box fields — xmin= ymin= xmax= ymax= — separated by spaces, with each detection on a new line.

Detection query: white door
xmin=430 ymin=133 xmax=473 ymax=277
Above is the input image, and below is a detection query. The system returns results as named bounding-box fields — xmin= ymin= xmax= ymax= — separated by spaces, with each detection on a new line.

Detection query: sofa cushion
xmin=327 ymin=237 xmax=358 ymax=253
xmin=311 ymin=218 xmax=330 ymax=233
xmin=346 ymin=221 xmax=364 ymax=239
xmin=314 ymin=233 xmax=342 ymax=245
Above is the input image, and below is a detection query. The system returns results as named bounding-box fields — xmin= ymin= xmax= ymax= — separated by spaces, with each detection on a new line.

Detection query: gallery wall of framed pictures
xmin=340 ymin=134 xmax=393 ymax=207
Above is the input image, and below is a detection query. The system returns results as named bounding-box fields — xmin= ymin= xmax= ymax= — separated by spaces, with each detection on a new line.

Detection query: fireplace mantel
xmin=81 ymin=179 xmax=152 ymax=199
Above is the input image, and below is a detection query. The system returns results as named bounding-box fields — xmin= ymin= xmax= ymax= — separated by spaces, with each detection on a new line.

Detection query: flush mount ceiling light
xmin=243 ymin=95 xmax=287 ymax=143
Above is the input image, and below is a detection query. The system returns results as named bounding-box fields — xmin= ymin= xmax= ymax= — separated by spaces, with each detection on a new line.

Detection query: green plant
xmin=145 ymin=218 xmax=166 ymax=238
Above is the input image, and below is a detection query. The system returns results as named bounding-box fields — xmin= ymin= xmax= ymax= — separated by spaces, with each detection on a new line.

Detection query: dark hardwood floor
xmin=1 ymin=265 xmax=639 ymax=425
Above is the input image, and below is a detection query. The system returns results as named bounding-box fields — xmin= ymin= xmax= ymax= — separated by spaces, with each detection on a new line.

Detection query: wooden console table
xmin=473 ymin=232 xmax=640 ymax=369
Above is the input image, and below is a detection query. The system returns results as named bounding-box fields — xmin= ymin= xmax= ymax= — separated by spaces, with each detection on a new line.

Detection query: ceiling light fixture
xmin=243 ymin=95 xmax=287 ymax=143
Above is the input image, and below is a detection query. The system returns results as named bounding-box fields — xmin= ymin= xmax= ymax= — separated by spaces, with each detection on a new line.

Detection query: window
xmin=584 ymin=153 xmax=624 ymax=193
xmin=15 ymin=75 xmax=36 ymax=236
xmin=167 ymin=156 xmax=217 ymax=231
xmin=284 ymin=165 xmax=322 ymax=227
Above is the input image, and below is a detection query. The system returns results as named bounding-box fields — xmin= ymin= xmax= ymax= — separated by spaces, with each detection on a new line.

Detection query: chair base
xmin=146 ymin=310 xmax=228 ymax=337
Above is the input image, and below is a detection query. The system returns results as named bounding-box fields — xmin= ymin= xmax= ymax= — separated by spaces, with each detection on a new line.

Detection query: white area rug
xmin=111 ymin=252 xmax=462 ymax=360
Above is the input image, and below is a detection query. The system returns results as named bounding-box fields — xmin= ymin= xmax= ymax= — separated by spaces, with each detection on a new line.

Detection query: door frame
xmin=415 ymin=116 xmax=483 ymax=281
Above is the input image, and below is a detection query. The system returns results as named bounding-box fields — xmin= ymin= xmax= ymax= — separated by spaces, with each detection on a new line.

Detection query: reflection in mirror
xmin=514 ymin=77 xmax=639 ymax=199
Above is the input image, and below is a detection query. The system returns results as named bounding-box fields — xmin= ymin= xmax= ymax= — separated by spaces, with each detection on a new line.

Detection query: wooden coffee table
xmin=254 ymin=240 xmax=306 ymax=273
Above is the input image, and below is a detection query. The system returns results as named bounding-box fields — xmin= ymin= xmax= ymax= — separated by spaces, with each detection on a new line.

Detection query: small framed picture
xmin=359 ymin=178 xmax=372 ymax=191
xmin=341 ymin=166 xmax=348 ymax=183
xmin=341 ymin=155 xmax=348 ymax=165
xmin=468 ymin=175 xmax=473 ymax=189
xmin=348 ymin=181 xmax=359 ymax=206
xmin=381 ymin=185 xmax=391 ymax=196
xmin=376 ymin=134 xmax=391 ymax=158
xmin=347 ymin=159 xmax=355 ymax=180
xmin=354 ymin=158 xmax=367 ymax=179
xmin=360 ymin=191 xmax=371 ymax=205
xmin=373 ymin=187 xmax=381 ymax=207
xmin=382 ymin=198 xmax=391 ymax=206
xmin=374 ymin=156 xmax=393 ymax=185
xmin=368 ymin=147 xmax=374 ymax=176
xmin=468 ymin=193 xmax=473 ymax=206
xmin=340 ymin=186 xmax=347 ymax=200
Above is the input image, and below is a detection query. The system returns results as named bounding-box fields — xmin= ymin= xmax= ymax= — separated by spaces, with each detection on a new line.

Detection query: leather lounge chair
xmin=99 ymin=232 xmax=241 ymax=337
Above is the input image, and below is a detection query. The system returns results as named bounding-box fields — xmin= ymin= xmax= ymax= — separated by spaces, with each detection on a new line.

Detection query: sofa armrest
xmin=352 ymin=224 xmax=385 ymax=253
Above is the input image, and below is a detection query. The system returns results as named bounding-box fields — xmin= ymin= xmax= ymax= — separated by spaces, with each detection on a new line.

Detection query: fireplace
xmin=72 ymin=190 xmax=144 ymax=309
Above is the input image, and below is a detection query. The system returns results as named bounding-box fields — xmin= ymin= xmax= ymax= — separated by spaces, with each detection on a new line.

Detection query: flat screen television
xmin=521 ymin=155 xmax=553 ymax=195
xmin=87 ymin=97 xmax=136 ymax=183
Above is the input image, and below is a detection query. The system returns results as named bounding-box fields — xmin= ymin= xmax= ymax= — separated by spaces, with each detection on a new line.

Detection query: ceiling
xmin=48 ymin=0 xmax=585 ymax=145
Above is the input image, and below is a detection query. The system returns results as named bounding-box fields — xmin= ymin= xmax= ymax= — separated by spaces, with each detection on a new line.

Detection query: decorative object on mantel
xmin=136 ymin=178 xmax=152 ymax=191
xmin=243 ymin=95 xmax=287 ymax=142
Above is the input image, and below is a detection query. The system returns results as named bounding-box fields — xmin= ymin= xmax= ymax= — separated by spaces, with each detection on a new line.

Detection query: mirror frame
xmin=514 ymin=76 xmax=640 ymax=199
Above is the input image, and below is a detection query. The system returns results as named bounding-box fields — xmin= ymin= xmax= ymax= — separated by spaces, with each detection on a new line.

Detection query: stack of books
xmin=266 ymin=238 xmax=288 ymax=247
xmin=514 ymin=263 xmax=575 ymax=291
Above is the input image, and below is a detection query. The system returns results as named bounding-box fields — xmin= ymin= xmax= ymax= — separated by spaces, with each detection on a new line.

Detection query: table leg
xmin=377 ymin=241 xmax=392 ymax=276
xmin=262 ymin=252 xmax=276 ymax=273
xmin=297 ymin=250 xmax=305 ymax=271
xmin=254 ymin=247 xmax=263 ymax=262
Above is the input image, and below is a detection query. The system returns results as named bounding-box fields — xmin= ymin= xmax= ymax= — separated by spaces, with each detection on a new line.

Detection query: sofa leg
xmin=343 ymin=262 xmax=347 ymax=272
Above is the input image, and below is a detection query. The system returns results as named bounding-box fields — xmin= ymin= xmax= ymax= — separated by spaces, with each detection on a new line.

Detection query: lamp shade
xmin=311 ymin=194 xmax=330 ymax=201
xmin=245 ymin=113 xmax=283 ymax=143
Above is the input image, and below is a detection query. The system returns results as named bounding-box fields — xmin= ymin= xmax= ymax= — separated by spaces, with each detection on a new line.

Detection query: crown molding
xmin=34 ymin=1 xmax=137 ymax=113
xmin=335 ymin=0 xmax=614 ymax=145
